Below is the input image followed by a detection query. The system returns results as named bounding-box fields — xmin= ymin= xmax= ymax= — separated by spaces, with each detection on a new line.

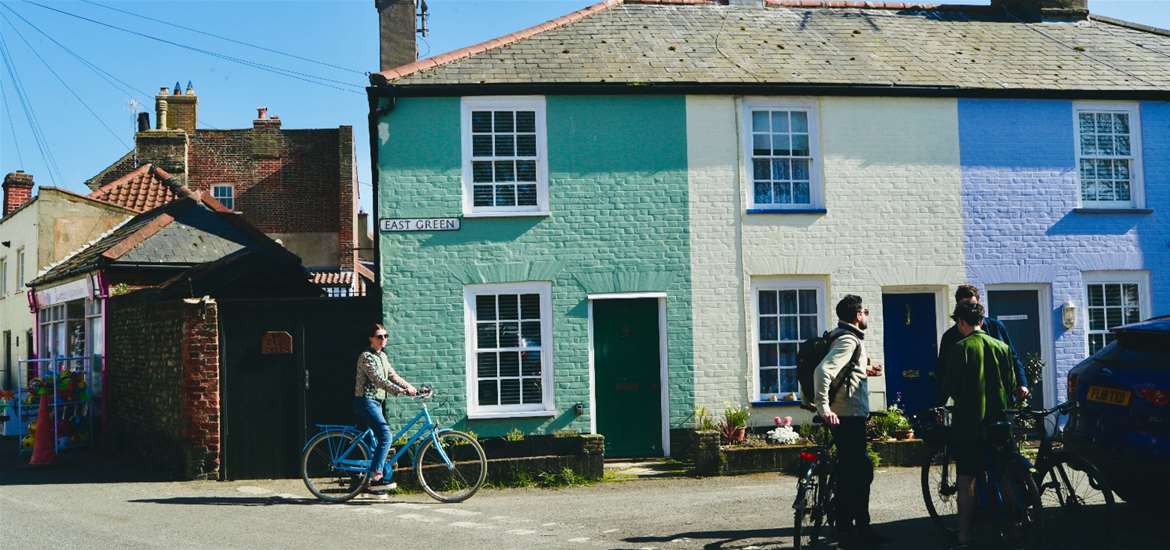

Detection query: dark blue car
xmin=1066 ymin=316 xmax=1170 ymax=506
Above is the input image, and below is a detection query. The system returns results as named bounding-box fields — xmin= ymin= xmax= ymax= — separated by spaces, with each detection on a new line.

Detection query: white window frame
xmin=211 ymin=184 xmax=235 ymax=210
xmin=740 ymin=98 xmax=824 ymax=211
xmin=1082 ymin=270 xmax=1150 ymax=356
xmin=15 ymin=248 xmax=25 ymax=289
xmin=0 ymin=257 xmax=7 ymax=295
xmin=1073 ymin=102 xmax=1144 ymax=209
xmin=463 ymin=281 xmax=555 ymax=418
xmin=750 ymin=278 xmax=828 ymax=402
xmin=460 ymin=96 xmax=549 ymax=218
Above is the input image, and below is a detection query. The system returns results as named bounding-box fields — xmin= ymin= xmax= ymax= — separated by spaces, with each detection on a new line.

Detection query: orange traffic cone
xmin=29 ymin=393 xmax=55 ymax=465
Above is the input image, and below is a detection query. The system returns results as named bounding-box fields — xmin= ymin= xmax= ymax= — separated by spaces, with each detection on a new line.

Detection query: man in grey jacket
xmin=814 ymin=295 xmax=888 ymax=548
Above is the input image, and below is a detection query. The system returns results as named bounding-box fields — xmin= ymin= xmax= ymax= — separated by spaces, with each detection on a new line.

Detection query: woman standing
xmin=355 ymin=323 xmax=417 ymax=490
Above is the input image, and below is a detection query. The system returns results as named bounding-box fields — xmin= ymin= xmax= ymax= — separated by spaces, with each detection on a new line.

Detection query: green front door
xmin=593 ymin=298 xmax=662 ymax=458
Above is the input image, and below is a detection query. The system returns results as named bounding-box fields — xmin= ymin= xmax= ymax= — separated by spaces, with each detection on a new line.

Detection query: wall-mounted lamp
xmin=574 ymin=402 xmax=585 ymax=417
xmin=1062 ymin=300 xmax=1078 ymax=330
xmin=1 ymin=241 xmax=10 ymax=248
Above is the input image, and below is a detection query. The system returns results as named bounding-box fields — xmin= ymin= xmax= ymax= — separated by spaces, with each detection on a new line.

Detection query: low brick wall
xmin=688 ymin=436 xmax=929 ymax=476
xmin=390 ymin=434 xmax=604 ymax=489
xmin=106 ymin=295 xmax=221 ymax=480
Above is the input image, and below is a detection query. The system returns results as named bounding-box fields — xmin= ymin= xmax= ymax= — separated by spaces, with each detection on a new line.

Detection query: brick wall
xmin=3 ymin=171 xmax=35 ymax=217
xmin=106 ymin=295 xmax=220 ymax=479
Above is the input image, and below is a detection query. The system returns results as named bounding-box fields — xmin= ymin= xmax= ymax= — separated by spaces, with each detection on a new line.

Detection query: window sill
xmin=751 ymin=400 xmax=804 ymax=408
xmin=466 ymin=409 xmax=558 ymax=420
xmin=462 ymin=210 xmax=550 ymax=219
xmin=746 ymin=208 xmax=827 ymax=215
xmin=1072 ymin=208 xmax=1152 ymax=215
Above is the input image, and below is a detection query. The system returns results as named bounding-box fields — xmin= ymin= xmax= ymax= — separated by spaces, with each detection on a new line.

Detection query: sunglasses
xmin=374 ymin=334 xmax=389 ymax=339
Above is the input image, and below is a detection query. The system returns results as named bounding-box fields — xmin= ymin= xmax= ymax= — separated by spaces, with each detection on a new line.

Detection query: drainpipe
xmin=366 ymin=87 xmax=396 ymax=302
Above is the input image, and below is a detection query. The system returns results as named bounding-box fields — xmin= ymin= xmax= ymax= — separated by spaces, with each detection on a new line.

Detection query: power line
xmin=0 ymin=71 xmax=25 ymax=167
xmin=0 ymin=10 xmax=131 ymax=149
xmin=24 ymin=0 xmax=365 ymax=96
xmin=81 ymin=0 xmax=368 ymax=76
xmin=3 ymin=3 xmax=219 ymax=131
xmin=0 ymin=28 xmax=61 ymax=185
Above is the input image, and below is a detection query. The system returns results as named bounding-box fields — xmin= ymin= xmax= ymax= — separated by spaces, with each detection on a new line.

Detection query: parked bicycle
xmin=300 ymin=386 xmax=487 ymax=504
xmin=791 ymin=410 xmax=885 ymax=550
xmin=919 ymin=406 xmax=1044 ymax=548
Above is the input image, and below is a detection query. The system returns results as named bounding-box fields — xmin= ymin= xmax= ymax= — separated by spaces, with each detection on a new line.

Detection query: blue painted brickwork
xmin=959 ymin=99 xmax=1170 ymax=401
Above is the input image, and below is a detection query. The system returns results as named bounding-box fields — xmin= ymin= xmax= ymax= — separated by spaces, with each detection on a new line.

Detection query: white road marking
xmin=433 ymin=508 xmax=480 ymax=516
xmin=504 ymin=529 xmax=537 ymax=535
xmin=389 ymin=502 xmax=432 ymax=510
xmin=603 ymin=529 xmax=619 ymax=534
xmin=449 ymin=521 xmax=494 ymax=529
xmin=235 ymin=486 xmax=270 ymax=495
xmin=275 ymin=494 xmax=302 ymax=500
xmin=542 ymin=522 xmax=558 ymax=527
xmin=568 ymin=537 xmax=590 ymax=543
xmin=397 ymin=513 xmax=441 ymax=523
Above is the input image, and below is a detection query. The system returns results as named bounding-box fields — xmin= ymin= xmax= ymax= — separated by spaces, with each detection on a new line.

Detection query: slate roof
xmin=373 ymin=0 xmax=1170 ymax=95
xmin=29 ymin=192 xmax=250 ymax=287
xmin=88 ymin=163 xmax=184 ymax=212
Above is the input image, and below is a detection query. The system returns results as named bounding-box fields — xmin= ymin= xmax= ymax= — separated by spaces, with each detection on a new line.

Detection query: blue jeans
xmin=353 ymin=397 xmax=392 ymax=475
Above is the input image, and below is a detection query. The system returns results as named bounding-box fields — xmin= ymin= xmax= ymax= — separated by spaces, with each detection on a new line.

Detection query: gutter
xmin=368 ymin=81 xmax=1170 ymax=101
xmin=366 ymin=87 xmax=396 ymax=301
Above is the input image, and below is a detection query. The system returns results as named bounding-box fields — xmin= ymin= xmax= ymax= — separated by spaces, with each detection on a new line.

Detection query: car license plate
xmin=1087 ymin=386 xmax=1132 ymax=407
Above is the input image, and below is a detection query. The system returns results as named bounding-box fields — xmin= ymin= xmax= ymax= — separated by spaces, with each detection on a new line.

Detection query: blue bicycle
xmin=300 ymin=387 xmax=487 ymax=503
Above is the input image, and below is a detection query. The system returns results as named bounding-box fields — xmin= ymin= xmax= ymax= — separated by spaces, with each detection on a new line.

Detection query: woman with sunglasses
xmin=354 ymin=323 xmax=418 ymax=491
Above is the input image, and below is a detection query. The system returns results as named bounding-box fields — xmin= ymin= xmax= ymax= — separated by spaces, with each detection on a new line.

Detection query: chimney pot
xmin=159 ymin=86 xmax=170 ymax=96
xmin=185 ymin=80 xmax=195 ymax=96
xmin=257 ymin=107 xmax=268 ymax=120
xmin=173 ymin=81 xmax=182 ymax=95
xmin=137 ymin=112 xmax=150 ymax=132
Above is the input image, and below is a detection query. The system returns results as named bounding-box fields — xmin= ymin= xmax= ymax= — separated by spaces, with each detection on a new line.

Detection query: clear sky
xmin=1 ymin=0 xmax=1167 ymax=218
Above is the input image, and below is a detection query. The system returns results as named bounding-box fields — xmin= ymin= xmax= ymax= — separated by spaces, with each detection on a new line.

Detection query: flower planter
xmin=716 ymin=438 xmax=931 ymax=475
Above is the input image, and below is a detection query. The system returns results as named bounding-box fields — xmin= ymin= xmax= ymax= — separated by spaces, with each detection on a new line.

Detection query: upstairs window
xmin=743 ymin=100 xmax=822 ymax=211
xmin=15 ymin=248 xmax=24 ymax=288
xmin=1075 ymin=103 xmax=1143 ymax=209
xmin=461 ymin=97 xmax=548 ymax=217
xmin=212 ymin=184 xmax=235 ymax=210
xmin=0 ymin=257 xmax=7 ymax=294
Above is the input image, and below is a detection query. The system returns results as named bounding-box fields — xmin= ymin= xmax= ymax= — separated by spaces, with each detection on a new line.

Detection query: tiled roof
xmin=309 ymin=269 xmax=370 ymax=294
xmin=373 ymin=0 xmax=1170 ymax=93
xmin=88 ymin=163 xmax=185 ymax=212
xmin=84 ymin=150 xmax=136 ymax=191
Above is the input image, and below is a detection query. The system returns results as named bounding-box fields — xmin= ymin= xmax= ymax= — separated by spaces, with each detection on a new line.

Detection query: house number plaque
xmin=261 ymin=331 xmax=293 ymax=355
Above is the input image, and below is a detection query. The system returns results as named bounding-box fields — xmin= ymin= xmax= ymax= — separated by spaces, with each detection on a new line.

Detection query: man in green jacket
xmin=944 ymin=301 xmax=1018 ymax=548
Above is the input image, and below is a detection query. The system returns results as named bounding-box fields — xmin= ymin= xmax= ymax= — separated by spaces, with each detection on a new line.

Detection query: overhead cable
xmin=1 ymin=9 xmax=131 ymax=149
xmin=0 ymin=27 xmax=61 ymax=185
xmin=0 ymin=72 xmax=25 ymax=166
xmin=81 ymin=0 xmax=368 ymax=76
xmin=23 ymin=0 xmax=365 ymax=95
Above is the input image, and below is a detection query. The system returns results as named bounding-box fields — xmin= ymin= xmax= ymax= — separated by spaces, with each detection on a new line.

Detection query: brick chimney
xmin=993 ymin=0 xmax=1088 ymax=18
xmin=375 ymin=0 xmax=422 ymax=72
xmin=156 ymin=80 xmax=197 ymax=133
xmin=3 ymin=171 xmax=34 ymax=217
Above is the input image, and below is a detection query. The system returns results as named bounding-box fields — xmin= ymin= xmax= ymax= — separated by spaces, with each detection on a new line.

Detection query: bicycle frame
xmin=310 ymin=401 xmax=457 ymax=475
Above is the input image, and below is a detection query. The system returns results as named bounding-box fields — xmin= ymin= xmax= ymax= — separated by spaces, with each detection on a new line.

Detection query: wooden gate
xmin=219 ymin=297 xmax=379 ymax=479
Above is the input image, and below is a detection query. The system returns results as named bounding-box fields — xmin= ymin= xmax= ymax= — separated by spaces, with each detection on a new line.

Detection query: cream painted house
xmin=0 ymin=184 xmax=133 ymax=393
xmin=687 ymin=96 xmax=966 ymax=425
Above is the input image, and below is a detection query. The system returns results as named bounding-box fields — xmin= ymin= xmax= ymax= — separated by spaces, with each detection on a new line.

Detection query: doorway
xmin=988 ymin=288 xmax=1049 ymax=408
xmin=882 ymin=292 xmax=940 ymax=415
xmin=590 ymin=297 xmax=665 ymax=458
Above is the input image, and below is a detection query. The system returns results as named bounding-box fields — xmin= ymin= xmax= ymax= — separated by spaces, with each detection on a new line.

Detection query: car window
xmin=1094 ymin=332 xmax=1170 ymax=369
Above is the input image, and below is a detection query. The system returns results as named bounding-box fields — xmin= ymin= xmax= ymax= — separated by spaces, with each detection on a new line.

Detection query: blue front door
xmin=882 ymin=293 xmax=939 ymax=415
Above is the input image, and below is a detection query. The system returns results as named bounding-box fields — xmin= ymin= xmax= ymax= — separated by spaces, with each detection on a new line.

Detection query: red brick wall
xmin=3 ymin=171 xmax=34 ymax=217
xmin=106 ymin=295 xmax=220 ymax=480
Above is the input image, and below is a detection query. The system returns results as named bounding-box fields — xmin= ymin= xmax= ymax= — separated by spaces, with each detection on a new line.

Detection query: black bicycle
xmin=919 ymin=406 xmax=1043 ymax=548
xmin=792 ymin=410 xmax=884 ymax=550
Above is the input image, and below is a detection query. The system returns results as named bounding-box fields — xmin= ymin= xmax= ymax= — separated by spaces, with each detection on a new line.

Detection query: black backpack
xmin=796 ymin=328 xmax=861 ymax=407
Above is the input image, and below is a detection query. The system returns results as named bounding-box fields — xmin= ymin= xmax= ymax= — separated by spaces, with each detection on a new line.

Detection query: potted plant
xmin=720 ymin=404 xmax=750 ymax=444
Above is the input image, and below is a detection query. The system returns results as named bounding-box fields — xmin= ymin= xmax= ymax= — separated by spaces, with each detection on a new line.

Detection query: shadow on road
xmin=126 ymin=495 xmax=400 ymax=507
xmin=623 ymin=516 xmax=950 ymax=550
xmin=0 ymin=439 xmax=173 ymax=486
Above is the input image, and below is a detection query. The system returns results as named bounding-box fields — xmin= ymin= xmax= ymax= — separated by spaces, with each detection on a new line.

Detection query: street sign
xmin=379 ymin=217 xmax=461 ymax=232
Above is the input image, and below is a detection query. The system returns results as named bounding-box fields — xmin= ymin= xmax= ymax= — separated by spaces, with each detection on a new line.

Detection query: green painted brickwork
xmin=377 ymin=95 xmax=694 ymax=438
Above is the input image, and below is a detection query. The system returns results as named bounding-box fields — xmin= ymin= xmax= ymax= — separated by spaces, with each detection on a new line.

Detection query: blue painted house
xmin=961 ymin=99 xmax=1170 ymax=405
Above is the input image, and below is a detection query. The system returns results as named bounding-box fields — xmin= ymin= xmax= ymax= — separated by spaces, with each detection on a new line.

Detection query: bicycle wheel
xmin=414 ymin=430 xmax=487 ymax=503
xmin=302 ymin=430 xmax=369 ymax=503
xmin=793 ymin=463 xmax=824 ymax=550
xmin=1037 ymin=454 xmax=1114 ymax=549
xmin=998 ymin=458 xmax=1044 ymax=549
xmin=921 ymin=444 xmax=959 ymax=535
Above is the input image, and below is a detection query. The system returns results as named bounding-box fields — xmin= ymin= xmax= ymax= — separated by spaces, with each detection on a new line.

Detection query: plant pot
xmin=733 ymin=426 xmax=747 ymax=443
xmin=894 ymin=429 xmax=914 ymax=441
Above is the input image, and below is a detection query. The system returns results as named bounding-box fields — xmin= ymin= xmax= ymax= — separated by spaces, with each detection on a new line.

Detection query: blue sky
xmin=0 ymin=0 xmax=1166 ymax=218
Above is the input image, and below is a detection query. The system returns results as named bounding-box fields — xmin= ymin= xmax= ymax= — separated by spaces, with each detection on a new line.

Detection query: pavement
xmin=0 ymin=446 xmax=1160 ymax=550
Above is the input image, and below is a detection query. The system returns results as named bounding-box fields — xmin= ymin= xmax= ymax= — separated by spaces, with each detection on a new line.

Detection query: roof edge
xmin=36 ymin=186 xmax=138 ymax=215
xmin=371 ymin=0 xmax=622 ymax=85
xmin=84 ymin=149 xmax=134 ymax=191
xmin=101 ymin=213 xmax=177 ymax=261
xmin=1091 ymin=13 xmax=1170 ymax=39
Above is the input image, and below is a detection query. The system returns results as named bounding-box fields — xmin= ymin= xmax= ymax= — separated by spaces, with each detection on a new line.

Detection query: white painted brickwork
xmin=688 ymin=96 xmax=968 ymax=426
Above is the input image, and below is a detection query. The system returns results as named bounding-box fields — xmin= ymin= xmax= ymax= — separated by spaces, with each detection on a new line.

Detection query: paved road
xmin=0 ymin=464 xmax=1157 ymax=549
